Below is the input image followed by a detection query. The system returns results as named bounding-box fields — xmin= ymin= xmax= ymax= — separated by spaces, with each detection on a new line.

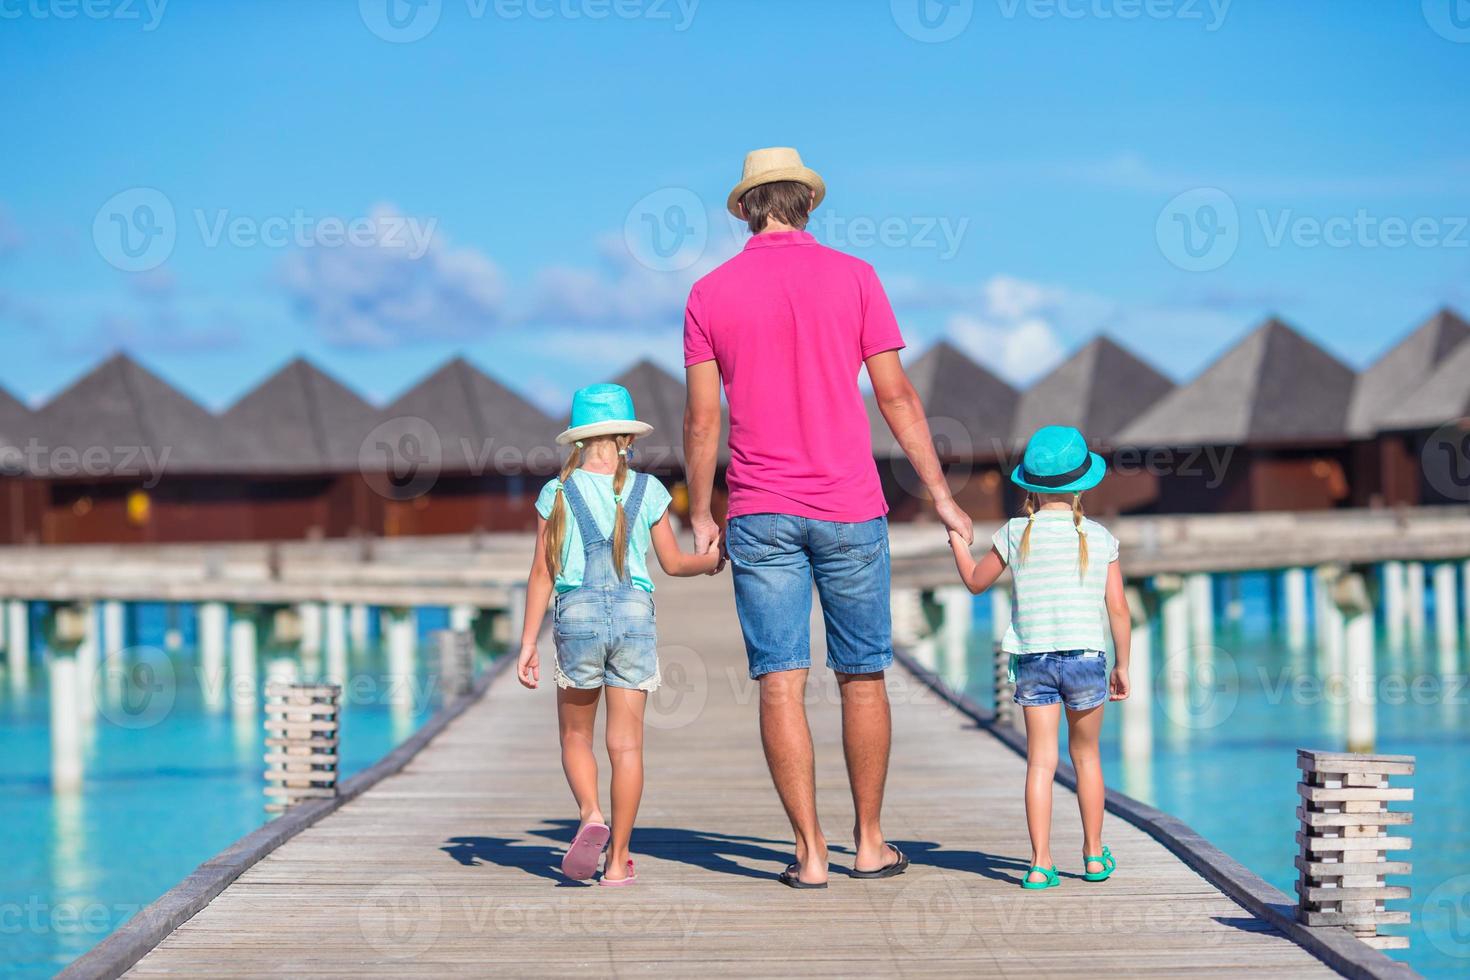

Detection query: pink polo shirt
xmin=683 ymin=230 xmax=904 ymax=522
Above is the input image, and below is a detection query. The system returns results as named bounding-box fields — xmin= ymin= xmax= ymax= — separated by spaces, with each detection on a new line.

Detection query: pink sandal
xmin=599 ymin=859 xmax=637 ymax=887
xmin=561 ymin=822 xmax=610 ymax=881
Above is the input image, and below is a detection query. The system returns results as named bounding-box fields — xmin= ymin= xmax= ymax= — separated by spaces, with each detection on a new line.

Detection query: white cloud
xmin=948 ymin=313 xmax=1066 ymax=385
xmin=280 ymin=204 xmax=507 ymax=349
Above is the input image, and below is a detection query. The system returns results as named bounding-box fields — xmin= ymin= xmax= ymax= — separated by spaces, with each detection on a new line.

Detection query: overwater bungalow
xmin=219 ymin=357 xmax=382 ymax=539
xmin=1114 ymin=318 xmax=1357 ymax=513
xmin=1009 ymin=335 xmax=1175 ymax=516
xmin=608 ymin=358 xmax=731 ymax=521
xmin=372 ymin=356 xmax=561 ymax=536
xmin=868 ymin=341 xmax=1018 ymax=522
xmin=1377 ymin=331 xmax=1470 ymax=505
xmin=20 ymin=353 xmax=264 ymax=544
xmin=1346 ymin=308 xmax=1470 ymax=507
xmin=0 ymin=385 xmax=37 ymax=544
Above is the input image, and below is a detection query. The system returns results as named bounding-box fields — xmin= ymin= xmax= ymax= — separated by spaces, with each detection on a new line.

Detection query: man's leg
xmin=727 ymin=514 xmax=825 ymax=883
xmin=835 ymin=669 xmax=893 ymax=872
xmin=810 ymin=517 xmax=900 ymax=873
xmin=760 ymin=668 xmax=827 ymax=884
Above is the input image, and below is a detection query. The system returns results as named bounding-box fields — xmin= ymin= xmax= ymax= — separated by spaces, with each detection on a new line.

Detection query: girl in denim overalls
xmin=947 ymin=426 xmax=1133 ymax=890
xmin=517 ymin=384 xmax=721 ymax=885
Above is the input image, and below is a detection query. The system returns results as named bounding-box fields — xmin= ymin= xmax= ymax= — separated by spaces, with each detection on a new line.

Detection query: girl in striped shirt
xmin=948 ymin=426 xmax=1132 ymax=890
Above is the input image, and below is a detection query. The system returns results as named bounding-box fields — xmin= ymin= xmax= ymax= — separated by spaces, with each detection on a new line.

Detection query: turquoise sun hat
xmin=1011 ymin=425 xmax=1106 ymax=494
xmin=556 ymin=383 xmax=654 ymax=446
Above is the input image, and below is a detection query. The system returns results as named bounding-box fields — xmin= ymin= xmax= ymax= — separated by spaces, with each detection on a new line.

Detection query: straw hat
xmin=726 ymin=147 xmax=827 ymax=218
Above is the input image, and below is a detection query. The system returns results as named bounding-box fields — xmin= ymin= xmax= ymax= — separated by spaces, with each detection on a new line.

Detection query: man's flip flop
xmin=560 ymin=822 xmax=610 ymax=881
xmin=849 ymin=844 xmax=909 ymax=879
xmin=778 ymin=862 xmax=828 ymax=890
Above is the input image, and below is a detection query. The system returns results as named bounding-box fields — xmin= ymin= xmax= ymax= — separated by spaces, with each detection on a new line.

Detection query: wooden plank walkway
xmin=125 ymin=573 xmax=1337 ymax=978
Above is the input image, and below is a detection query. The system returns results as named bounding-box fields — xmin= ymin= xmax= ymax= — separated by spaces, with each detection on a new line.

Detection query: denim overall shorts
xmin=551 ymin=472 xmax=661 ymax=692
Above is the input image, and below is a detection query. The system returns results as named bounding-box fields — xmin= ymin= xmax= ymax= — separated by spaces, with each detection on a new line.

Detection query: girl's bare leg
xmin=1066 ymin=702 xmax=1107 ymax=874
xmin=1022 ymin=703 xmax=1062 ymax=882
xmin=557 ymin=686 xmax=603 ymax=825
xmin=603 ymin=686 xmax=647 ymax=879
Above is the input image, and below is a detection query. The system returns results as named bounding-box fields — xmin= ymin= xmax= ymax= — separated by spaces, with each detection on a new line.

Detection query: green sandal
xmin=1083 ymin=845 xmax=1116 ymax=882
xmin=1020 ymin=865 xmax=1060 ymax=890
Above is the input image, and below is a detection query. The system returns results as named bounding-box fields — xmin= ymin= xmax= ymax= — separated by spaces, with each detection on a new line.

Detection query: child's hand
xmin=1109 ymin=667 xmax=1129 ymax=701
xmin=517 ymin=642 xmax=540 ymax=689
xmin=948 ymin=529 xmax=970 ymax=551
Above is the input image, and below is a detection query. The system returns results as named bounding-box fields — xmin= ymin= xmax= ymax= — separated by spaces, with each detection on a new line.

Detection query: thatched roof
xmin=1346 ymin=308 xmax=1469 ymax=437
xmin=1011 ymin=336 xmax=1174 ymax=449
xmin=1115 ymin=318 xmax=1356 ymax=447
xmin=32 ymin=353 xmax=238 ymax=476
xmin=380 ymin=356 xmax=560 ymax=474
xmin=608 ymin=358 xmax=730 ymax=470
xmin=0 ymin=385 xmax=33 ymax=472
xmin=1377 ymin=339 xmax=1470 ymax=431
xmin=222 ymin=358 xmax=379 ymax=473
xmin=868 ymin=341 xmax=1018 ymax=461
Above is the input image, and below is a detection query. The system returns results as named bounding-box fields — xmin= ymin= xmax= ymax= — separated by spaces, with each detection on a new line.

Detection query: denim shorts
xmin=1013 ymin=650 xmax=1107 ymax=710
xmin=726 ymin=513 xmax=893 ymax=679
xmin=552 ymin=587 xmax=661 ymax=692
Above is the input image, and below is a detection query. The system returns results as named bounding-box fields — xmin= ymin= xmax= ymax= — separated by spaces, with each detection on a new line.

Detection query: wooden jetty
xmin=65 ymin=574 xmax=1411 ymax=978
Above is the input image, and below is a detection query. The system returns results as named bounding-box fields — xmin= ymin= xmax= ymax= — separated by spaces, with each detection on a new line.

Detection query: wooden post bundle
xmin=436 ymin=629 xmax=474 ymax=700
xmin=1295 ymin=749 xmax=1414 ymax=949
xmin=264 ymin=681 xmax=342 ymax=813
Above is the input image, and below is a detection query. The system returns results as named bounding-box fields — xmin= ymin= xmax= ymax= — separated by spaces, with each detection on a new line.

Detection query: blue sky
xmin=1 ymin=0 xmax=1467 ymax=413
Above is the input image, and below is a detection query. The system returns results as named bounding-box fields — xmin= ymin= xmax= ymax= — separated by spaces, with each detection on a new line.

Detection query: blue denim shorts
xmin=1013 ymin=650 xmax=1107 ymax=710
xmin=552 ymin=587 xmax=661 ymax=692
xmin=726 ymin=513 xmax=893 ymax=679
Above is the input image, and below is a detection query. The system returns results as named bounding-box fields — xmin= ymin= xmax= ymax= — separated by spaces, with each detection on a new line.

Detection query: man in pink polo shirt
xmin=683 ymin=147 xmax=973 ymax=889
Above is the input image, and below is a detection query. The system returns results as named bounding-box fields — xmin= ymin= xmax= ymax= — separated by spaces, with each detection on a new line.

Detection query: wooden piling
xmin=1295 ymin=749 xmax=1413 ymax=950
xmin=436 ymin=629 xmax=474 ymax=700
xmin=263 ymin=681 xmax=341 ymax=813
xmin=993 ymin=641 xmax=1020 ymax=731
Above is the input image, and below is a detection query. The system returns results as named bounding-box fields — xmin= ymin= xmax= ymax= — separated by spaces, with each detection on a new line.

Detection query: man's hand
xmin=934 ymin=495 xmax=973 ymax=545
xmin=691 ymin=511 xmax=721 ymax=554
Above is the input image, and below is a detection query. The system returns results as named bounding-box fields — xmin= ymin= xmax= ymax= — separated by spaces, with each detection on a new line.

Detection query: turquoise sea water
xmin=0 ymin=603 xmax=497 ymax=978
xmin=921 ymin=569 xmax=1469 ymax=978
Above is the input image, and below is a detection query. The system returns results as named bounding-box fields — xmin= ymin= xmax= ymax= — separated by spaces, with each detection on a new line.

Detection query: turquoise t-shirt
xmin=535 ymin=469 xmax=673 ymax=594
xmin=991 ymin=511 xmax=1120 ymax=655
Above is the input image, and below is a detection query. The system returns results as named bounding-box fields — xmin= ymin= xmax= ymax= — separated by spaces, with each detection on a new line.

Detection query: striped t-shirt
xmin=991 ymin=511 xmax=1120 ymax=655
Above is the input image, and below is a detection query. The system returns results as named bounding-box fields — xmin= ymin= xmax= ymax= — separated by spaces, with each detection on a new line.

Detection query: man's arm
xmin=866 ymin=350 xmax=974 ymax=543
xmin=683 ymin=359 xmax=723 ymax=557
